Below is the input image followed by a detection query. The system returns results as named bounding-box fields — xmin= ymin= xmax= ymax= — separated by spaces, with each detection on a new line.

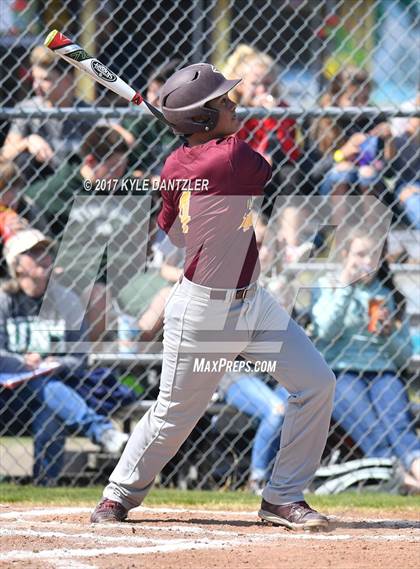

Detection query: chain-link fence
xmin=0 ymin=0 xmax=419 ymax=494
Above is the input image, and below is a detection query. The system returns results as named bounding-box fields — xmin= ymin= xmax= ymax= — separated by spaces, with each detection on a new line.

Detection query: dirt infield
xmin=1 ymin=504 xmax=419 ymax=569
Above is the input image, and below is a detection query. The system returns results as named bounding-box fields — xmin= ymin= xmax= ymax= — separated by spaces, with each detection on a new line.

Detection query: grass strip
xmin=1 ymin=483 xmax=419 ymax=512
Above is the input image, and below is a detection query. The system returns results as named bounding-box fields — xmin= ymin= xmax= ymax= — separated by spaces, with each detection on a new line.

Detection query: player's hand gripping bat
xmin=44 ymin=29 xmax=172 ymax=126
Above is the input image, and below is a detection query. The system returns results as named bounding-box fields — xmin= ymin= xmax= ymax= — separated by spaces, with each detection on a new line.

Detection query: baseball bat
xmin=44 ymin=29 xmax=171 ymax=126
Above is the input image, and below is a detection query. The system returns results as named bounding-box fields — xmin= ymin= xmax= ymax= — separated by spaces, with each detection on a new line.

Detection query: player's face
xmin=207 ymin=93 xmax=239 ymax=136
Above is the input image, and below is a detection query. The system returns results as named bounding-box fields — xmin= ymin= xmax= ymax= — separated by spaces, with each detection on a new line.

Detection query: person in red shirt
xmin=91 ymin=63 xmax=335 ymax=531
xmin=222 ymin=45 xmax=300 ymax=166
xmin=221 ymin=45 xmax=301 ymax=219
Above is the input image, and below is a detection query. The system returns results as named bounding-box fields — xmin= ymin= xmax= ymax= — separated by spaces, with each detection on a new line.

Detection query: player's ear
xmin=192 ymin=114 xmax=210 ymax=124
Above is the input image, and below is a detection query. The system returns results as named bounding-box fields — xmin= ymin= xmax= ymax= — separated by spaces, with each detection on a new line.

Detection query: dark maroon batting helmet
xmin=160 ymin=63 xmax=241 ymax=135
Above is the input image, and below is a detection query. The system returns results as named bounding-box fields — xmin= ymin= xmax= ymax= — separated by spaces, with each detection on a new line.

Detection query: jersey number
xmin=179 ymin=191 xmax=191 ymax=234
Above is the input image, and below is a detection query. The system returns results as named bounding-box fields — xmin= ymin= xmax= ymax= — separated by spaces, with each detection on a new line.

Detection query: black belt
xmin=209 ymin=286 xmax=255 ymax=300
xmin=179 ymin=275 xmax=257 ymax=301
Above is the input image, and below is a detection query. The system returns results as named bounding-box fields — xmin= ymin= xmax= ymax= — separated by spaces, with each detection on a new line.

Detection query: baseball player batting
xmin=91 ymin=63 xmax=336 ymax=530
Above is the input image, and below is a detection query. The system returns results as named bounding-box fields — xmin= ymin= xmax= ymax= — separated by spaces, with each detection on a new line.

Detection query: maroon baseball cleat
xmin=90 ymin=498 xmax=128 ymax=523
xmin=258 ymin=499 xmax=329 ymax=531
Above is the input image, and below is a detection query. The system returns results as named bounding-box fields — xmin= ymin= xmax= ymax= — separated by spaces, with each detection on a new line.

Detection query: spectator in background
xmin=391 ymin=92 xmax=419 ymax=138
xmin=122 ymin=60 xmax=181 ymax=178
xmin=222 ymin=45 xmax=300 ymax=213
xmin=0 ymin=229 xmax=128 ymax=485
xmin=275 ymin=200 xmax=317 ymax=265
xmin=25 ymin=126 xmax=129 ymax=236
xmin=26 ymin=126 xmax=159 ymax=342
xmin=0 ymin=46 xmax=30 ymax=147
xmin=25 ymin=126 xmax=131 ymax=342
xmin=1 ymin=45 xmax=92 ymax=182
xmin=311 ymin=229 xmax=420 ymax=493
xmin=222 ymin=45 xmax=300 ymax=166
xmin=0 ymin=160 xmax=48 ymax=278
xmin=389 ymin=93 xmax=420 ymax=229
xmin=301 ymin=66 xmax=398 ymax=225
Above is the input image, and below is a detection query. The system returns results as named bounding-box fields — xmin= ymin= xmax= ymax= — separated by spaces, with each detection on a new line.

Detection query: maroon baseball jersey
xmin=157 ymin=135 xmax=271 ymax=288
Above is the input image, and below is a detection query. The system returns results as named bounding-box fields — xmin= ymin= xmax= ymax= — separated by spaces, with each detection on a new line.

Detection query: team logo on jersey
xmin=90 ymin=60 xmax=117 ymax=82
xmin=67 ymin=48 xmax=90 ymax=62
xmin=238 ymin=198 xmax=254 ymax=231
xmin=238 ymin=211 xmax=253 ymax=232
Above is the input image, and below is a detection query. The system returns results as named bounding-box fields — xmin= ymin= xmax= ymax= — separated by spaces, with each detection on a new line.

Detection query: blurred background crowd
xmin=0 ymin=0 xmax=419 ymax=494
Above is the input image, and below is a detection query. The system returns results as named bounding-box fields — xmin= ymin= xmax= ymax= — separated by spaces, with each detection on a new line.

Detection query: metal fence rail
xmin=0 ymin=0 xmax=419 ymax=494
xmin=1 ymin=107 xmax=420 ymax=120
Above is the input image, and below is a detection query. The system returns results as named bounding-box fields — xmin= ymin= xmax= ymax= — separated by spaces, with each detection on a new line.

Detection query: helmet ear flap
xmin=160 ymin=63 xmax=238 ymax=135
xmin=195 ymin=107 xmax=219 ymax=133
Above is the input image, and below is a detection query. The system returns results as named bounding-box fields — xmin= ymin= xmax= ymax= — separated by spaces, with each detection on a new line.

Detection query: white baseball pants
xmin=104 ymin=277 xmax=335 ymax=508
